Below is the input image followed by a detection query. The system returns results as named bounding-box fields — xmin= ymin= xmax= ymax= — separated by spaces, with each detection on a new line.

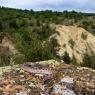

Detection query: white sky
xmin=0 ymin=0 xmax=95 ymax=13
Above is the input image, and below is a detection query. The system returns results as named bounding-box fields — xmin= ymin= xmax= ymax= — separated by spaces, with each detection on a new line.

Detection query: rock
xmin=0 ymin=60 xmax=95 ymax=95
xmin=60 ymin=76 xmax=74 ymax=84
xmin=0 ymin=87 xmax=3 ymax=93
xmin=16 ymin=91 xmax=27 ymax=95
xmin=52 ymin=84 xmax=76 ymax=95
xmin=35 ymin=74 xmax=44 ymax=77
xmin=29 ymin=82 xmax=36 ymax=88
xmin=5 ymin=84 xmax=15 ymax=93
xmin=10 ymin=79 xmax=15 ymax=84
xmin=20 ymin=69 xmax=25 ymax=73
xmin=20 ymin=75 xmax=25 ymax=78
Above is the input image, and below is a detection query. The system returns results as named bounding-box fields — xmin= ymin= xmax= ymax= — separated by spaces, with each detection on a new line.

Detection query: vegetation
xmin=82 ymin=52 xmax=95 ymax=69
xmin=69 ymin=38 xmax=75 ymax=49
xmin=72 ymin=54 xmax=77 ymax=65
xmin=62 ymin=51 xmax=71 ymax=64
xmin=81 ymin=32 xmax=88 ymax=40
xmin=0 ymin=53 xmax=10 ymax=66
xmin=0 ymin=7 xmax=95 ymax=68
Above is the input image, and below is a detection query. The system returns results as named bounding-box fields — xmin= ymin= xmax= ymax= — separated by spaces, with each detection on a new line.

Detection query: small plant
xmin=69 ymin=38 xmax=75 ymax=49
xmin=82 ymin=52 xmax=95 ymax=69
xmin=0 ymin=53 xmax=10 ymax=66
xmin=0 ymin=89 xmax=3 ymax=95
xmin=81 ymin=32 xmax=87 ymax=40
xmin=72 ymin=54 xmax=77 ymax=65
xmin=63 ymin=44 xmax=66 ymax=48
xmin=62 ymin=51 xmax=71 ymax=64
xmin=51 ymin=38 xmax=60 ymax=47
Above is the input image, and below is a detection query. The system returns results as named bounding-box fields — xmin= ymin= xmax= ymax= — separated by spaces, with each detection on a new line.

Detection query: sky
xmin=0 ymin=0 xmax=95 ymax=13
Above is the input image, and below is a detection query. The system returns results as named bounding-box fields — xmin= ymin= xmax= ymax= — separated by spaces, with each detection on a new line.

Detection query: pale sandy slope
xmin=1 ymin=37 xmax=18 ymax=54
xmin=50 ymin=25 xmax=95 ymax=63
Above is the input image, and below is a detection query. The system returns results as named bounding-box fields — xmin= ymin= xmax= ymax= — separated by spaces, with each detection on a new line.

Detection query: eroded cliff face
xmin=50 ymin=25 xmax=95 ymax=64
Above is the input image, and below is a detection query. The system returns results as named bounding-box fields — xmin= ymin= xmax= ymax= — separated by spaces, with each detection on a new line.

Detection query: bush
xmin=51 ymin=38 xmax=59 ymax=47
xmin=82 ymin=52 xmax=95 ymax=69
xmin=81 ymin=32 xmax=87 ymax=40
xmin=72 ymin=55 xmax=77 ymax=65
xmin=69 ymin=38 xmax=75 ymax=49
xmin=62 ymin=51 xmax=71 ymax=64
xmin=0 ymin=53 xmax=10 ymax=66
xmin=0 ymin=20 xmax=3 ymax=31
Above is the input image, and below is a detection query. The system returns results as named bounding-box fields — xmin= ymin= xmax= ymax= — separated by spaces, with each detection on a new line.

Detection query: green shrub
xmin=82 ymin=52 xmax=95 ymax=69
xmin=69 ymin=38 xmax=75 ymax=49
xmin=81 ymin=32 xmax=87 ymax=40
xmin=62 ymin=51 xmax=71 ymax=64
xmin=0 ymin=7 xmax=95 ymax=65
xmin=0 ymin=53 xmax=10 ymax=66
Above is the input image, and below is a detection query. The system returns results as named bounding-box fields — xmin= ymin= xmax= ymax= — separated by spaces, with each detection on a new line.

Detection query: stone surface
xmin=52 ymin=84 xmax=76 ymax=95
xmin=60 ymin=76 xmax=74 ymax=84
xmin=0 ymin=62 xmax=95 ymax=95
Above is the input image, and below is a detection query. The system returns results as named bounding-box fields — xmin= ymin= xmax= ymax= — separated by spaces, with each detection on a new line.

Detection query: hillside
xmin=0 ymin=7 xmax=95 ymax=68
xmin=50 ymin=25 xmax=95 ymax=65
xmin=1 ymin=6 xmax=95 ymax=95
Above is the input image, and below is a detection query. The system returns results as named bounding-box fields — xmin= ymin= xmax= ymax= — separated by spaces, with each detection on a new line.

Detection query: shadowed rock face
xmin=50 ymin=25 xmax=95 ymax=64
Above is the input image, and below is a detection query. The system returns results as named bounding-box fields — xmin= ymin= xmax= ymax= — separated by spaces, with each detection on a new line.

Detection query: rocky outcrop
xmin=0 ymin=61 xmax=95 ymax=95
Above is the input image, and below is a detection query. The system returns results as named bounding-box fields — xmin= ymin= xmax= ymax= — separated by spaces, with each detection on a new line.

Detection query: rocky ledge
xmin=0 ymin=62 xmax=95 ymax=95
